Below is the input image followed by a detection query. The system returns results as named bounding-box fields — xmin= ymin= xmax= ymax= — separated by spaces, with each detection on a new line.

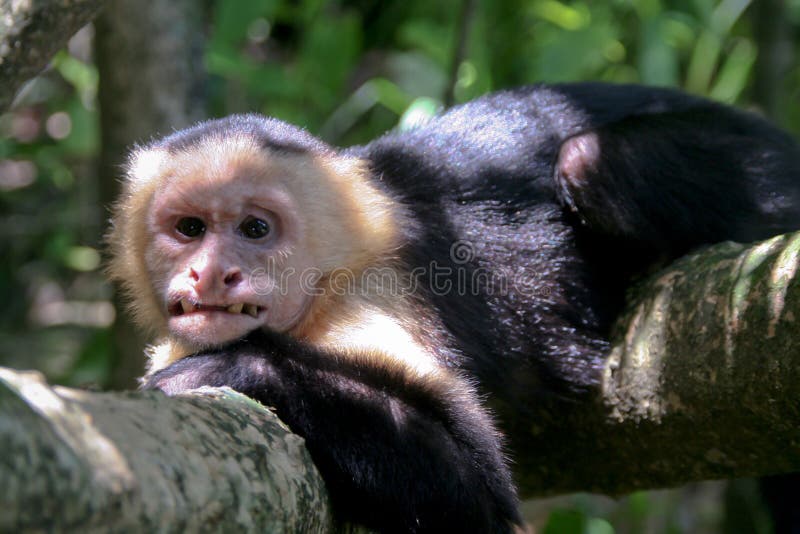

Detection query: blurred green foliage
xmin=5 ymin=0 xmax=797 ymax=390
xmin=0 ymin=0 xmax=798 ymax=531
xmin=203 ymin=0 xmax=800 ymax=143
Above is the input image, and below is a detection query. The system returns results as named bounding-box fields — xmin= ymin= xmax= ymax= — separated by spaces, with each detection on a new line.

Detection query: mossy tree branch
xmin=0 ymin=369 xmax=334 ymax=532
xmin=2 ymin=232 xmax=800 ymax=526
xmin=513 ymin=232 xmax=800 ymax=496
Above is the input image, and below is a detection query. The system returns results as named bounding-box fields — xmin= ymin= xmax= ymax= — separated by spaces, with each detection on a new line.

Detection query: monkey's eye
xmin=175 ymin=217 xmax=206 ymax=238
xmin=239 ymin=216 xmax=271 ymax=239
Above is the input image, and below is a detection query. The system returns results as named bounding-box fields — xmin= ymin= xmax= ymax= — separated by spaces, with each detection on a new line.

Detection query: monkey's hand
xmin=142 ymin=330 xmax=521 ymax=533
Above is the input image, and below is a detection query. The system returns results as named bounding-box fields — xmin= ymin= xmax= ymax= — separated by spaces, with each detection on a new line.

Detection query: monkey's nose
xmin=223 ymin=268 xmax=243 ymax=286
xmin=188 ymin=265 xmax=242 ymax=292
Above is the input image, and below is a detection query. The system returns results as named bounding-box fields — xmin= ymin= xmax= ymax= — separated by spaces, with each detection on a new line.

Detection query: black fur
xmin=143 ymin=82 xmax=800 ymax=533
xmin=147 ymin=330 xmax=519 ymax=533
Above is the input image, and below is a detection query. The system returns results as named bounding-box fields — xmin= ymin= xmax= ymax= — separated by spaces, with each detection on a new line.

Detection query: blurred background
xmin=1 ymin=0 xmax=798 ymax=531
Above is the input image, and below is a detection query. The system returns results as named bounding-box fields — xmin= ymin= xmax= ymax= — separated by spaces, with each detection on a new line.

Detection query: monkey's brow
xmin=176 ymin=189 xmax=199 ymax=208
xmin=152 ymin=185 xmax=214 ymax=216
xmin=164 ymin=186 xmax=268 ymax=221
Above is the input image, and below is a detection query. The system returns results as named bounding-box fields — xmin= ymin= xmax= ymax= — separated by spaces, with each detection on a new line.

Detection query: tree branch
xmin=513 ymin=232 xmax=800 ymax=496
xmin=0 ymin=368 xmax=334 ymax=532
xmin=3 ymin=232 xmax=800 ymax=525
xmin=0 ymin=0 xmax=105 ymax=110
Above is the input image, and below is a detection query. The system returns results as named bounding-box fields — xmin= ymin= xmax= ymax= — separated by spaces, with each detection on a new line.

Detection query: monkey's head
xmin=108 ymin=115 xmax=399 ymax=351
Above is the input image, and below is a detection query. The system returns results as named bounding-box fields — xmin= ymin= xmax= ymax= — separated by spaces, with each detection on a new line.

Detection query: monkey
xmin=107 ymin=82 xmax=800 ymax=533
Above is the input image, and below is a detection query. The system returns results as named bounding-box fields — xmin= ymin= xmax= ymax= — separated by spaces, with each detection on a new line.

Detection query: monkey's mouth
xmin=168 ymin=299 xmax=263 ymax=318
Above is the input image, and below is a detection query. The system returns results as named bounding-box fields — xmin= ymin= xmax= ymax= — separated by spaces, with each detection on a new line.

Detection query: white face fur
xmin=145 ymin=156 xmax=316 ymax=350
xmin=110 ymin=132 xmax=401 ymax=356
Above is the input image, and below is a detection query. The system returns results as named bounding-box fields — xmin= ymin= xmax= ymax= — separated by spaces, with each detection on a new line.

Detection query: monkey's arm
xmin=143 ymin=331 xmax=520 ymax=534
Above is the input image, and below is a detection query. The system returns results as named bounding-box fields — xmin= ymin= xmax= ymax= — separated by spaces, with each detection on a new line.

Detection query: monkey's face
xmin=144 ymin=159 xmax=315 ymax=349
xmin=110 ymin=131 xmax=401 ymax=349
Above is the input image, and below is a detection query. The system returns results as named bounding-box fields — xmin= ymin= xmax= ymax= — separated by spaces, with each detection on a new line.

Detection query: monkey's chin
xmin=168 ymin=311 xmax=261 ymax=349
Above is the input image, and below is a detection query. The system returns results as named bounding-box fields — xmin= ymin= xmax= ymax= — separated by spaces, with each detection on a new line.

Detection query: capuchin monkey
xmin=107 ymin=83 xmax=800 ymax=533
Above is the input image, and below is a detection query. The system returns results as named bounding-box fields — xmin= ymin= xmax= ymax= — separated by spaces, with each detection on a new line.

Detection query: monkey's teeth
xmin=227 ymin=303 xmax=244 ymax=314
xmin=180 ymin=299 xmax=194 ymax=314
xmin=244 ymin=304 xmax=259 ymax=318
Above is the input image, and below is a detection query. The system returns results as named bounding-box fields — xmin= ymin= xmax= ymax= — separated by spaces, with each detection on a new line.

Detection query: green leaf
xmin=544 ymin=509 xmax=587 ymax=534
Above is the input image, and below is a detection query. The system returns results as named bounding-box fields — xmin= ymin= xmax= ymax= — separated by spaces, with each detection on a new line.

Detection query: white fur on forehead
xmin=126 ymin=147 xmax=169 ymax=188
xmin=128 ymin=135 xmax=261 ymax=184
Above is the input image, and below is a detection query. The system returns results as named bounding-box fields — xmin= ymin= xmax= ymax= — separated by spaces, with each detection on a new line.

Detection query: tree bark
xmin=0 ymin=0 xmax=105 ymax=110
xmin=512 ymin=232 xmax=800 ymax=496
xmin=0 ymin=367 xmax=334 ymax=532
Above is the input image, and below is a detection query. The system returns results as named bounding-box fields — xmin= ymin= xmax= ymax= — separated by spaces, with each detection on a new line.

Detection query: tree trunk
xmin=94 ymin=0 xmax=207 ymax=388
xmin=751 ymin=0 xmax=794 ymax=123
xmin=0 ymin=0 xmax=104 ymax=110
